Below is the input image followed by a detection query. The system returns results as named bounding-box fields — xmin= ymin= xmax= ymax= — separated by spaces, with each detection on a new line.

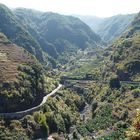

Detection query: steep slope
xmin=0 ymin=33 xmax=45 ymax=112
xmin=14 ymin=8 xmax=103 ymax=64
xmin=78 ymin=14 xmax=136 ymax=43
xmin=103 ymin=12 xmax=140 ymax=81
xmin=0 ymin=4 xmax=103 ymax=67
xmin=61 ymin=13 xmax=140 ymax=139
xmin=39 ymin=13 xmax=101 ymax=48
xmin=0 ymin=4 xmax=45 ymax=62
xmin=96 ymin=14 xmax=136 ymax=43
xmin=82 ymin=12 xmax=140 ymax=139
xmin=76 ymin=15 xmax=103 ymax=32
xmin=13 ymin=8 xmax=58 ymax=61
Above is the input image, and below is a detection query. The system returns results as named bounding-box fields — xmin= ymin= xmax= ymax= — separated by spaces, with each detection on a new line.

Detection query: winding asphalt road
xmin=40 ymin=84 xmax=62 ymax=105
xmin=0 ymin=84 xmax=62 ymax=119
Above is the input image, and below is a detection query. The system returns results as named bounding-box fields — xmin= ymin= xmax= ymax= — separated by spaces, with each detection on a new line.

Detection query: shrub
xmin=109 ymin=76 xmax=121 ymax=89
xmin=33 ymin=112 xmax=49 ymax=137
xmin=91 ymin=101 xmax=98 ymax=118
xmin=125 ymin=109 xmax=140 ymax=140
xmin=131 ymin=89 xmax=140 ymax=98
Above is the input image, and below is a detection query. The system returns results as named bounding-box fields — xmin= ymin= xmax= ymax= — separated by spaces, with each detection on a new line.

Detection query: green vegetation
xmin=126 ymin=109 xmax=140 ymax=140
xmin=103 ymin=13 xmax=140 ymax=81
xmin=0 ymin=4 xmax=103 ymax=68
xmin=109 ymin=76 xmax=121 ymax=89
xmin=79 ymin=14 xmax=136 ymax=43
xmin=97 ymin=128 xmax=125 ymax=140
xmin=0 ymin=34 xmax=47 ymax=112
xmin=42 ymin=88 xmax=85 ymax=133
xmin=0 ymin=64 xmax=45 ymax=112
xmin=0 ymin=4 xmax=44 ymax=62
xmin=0 ymin=88 xmax=85 ymax=139
xmin=22 ymin=11 xmax=140 ymax=140
xmin=61 ymin=48 xmax=104 ymax=80
xmin=72 ymin=81 xmax=140 ymax=139
xmin=77 ymin=105 xmax=117 ymax=134
xmin=0 ymin=3 xmax=140 ymax=140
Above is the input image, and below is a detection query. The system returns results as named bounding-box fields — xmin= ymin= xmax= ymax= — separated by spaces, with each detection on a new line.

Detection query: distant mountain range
xmin=77 ymin=14 xmax=136 ymax=43
xmin=0 ymin=3 xmax=140 ymax=140
xmin=0 ymin=4 xmax=105 ymax=113
xmin=0 ymin=4 xmax=103 ymax=67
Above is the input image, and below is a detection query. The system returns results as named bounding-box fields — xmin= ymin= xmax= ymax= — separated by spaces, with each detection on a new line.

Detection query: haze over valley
xmin=0 ymin=1 xmax=140 ymax=140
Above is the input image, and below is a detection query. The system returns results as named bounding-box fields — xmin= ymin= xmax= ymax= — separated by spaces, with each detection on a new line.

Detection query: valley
xmin=0 ymin=3 xmax=139 ymax=140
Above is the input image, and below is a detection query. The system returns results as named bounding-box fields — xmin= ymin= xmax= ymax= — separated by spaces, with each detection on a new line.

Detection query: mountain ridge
xmin=0 ymin=4 xmax=45 ymax=62
xmin=102 ymin=12 xmax=140 ymax=81
xmin=77 ymin=14 xmax=136 ymax=43
xmin=0 ymin=4 xmax=103 ymax=68
xmin=14 ymin=8 xmax=103 ymax=62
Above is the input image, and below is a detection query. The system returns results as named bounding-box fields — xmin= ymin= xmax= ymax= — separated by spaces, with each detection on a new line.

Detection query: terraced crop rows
xmin=0 ymin=43 xmax=34 ymax=82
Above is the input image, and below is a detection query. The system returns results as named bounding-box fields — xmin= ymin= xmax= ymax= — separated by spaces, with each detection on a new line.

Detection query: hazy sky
xmin=0 ymin=0 xmax=139 ymax=17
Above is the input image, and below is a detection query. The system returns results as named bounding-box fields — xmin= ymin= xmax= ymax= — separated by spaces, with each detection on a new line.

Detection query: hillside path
xmin=0 ymin=84 xmax=62 ymax=119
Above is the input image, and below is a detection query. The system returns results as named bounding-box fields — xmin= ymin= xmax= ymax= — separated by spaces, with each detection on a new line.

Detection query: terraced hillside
xmin=0 ymin=33 xmax=45 ymax=112
xmin=60 ymin=12 xmax=140 ymax=139
xmin=0 ymin=4 xmax=104 ymax=68
xmin=0 ymin=34 xmax=35 ymax=82
xmin=103 ymin=12 xmax=140 ymax=81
